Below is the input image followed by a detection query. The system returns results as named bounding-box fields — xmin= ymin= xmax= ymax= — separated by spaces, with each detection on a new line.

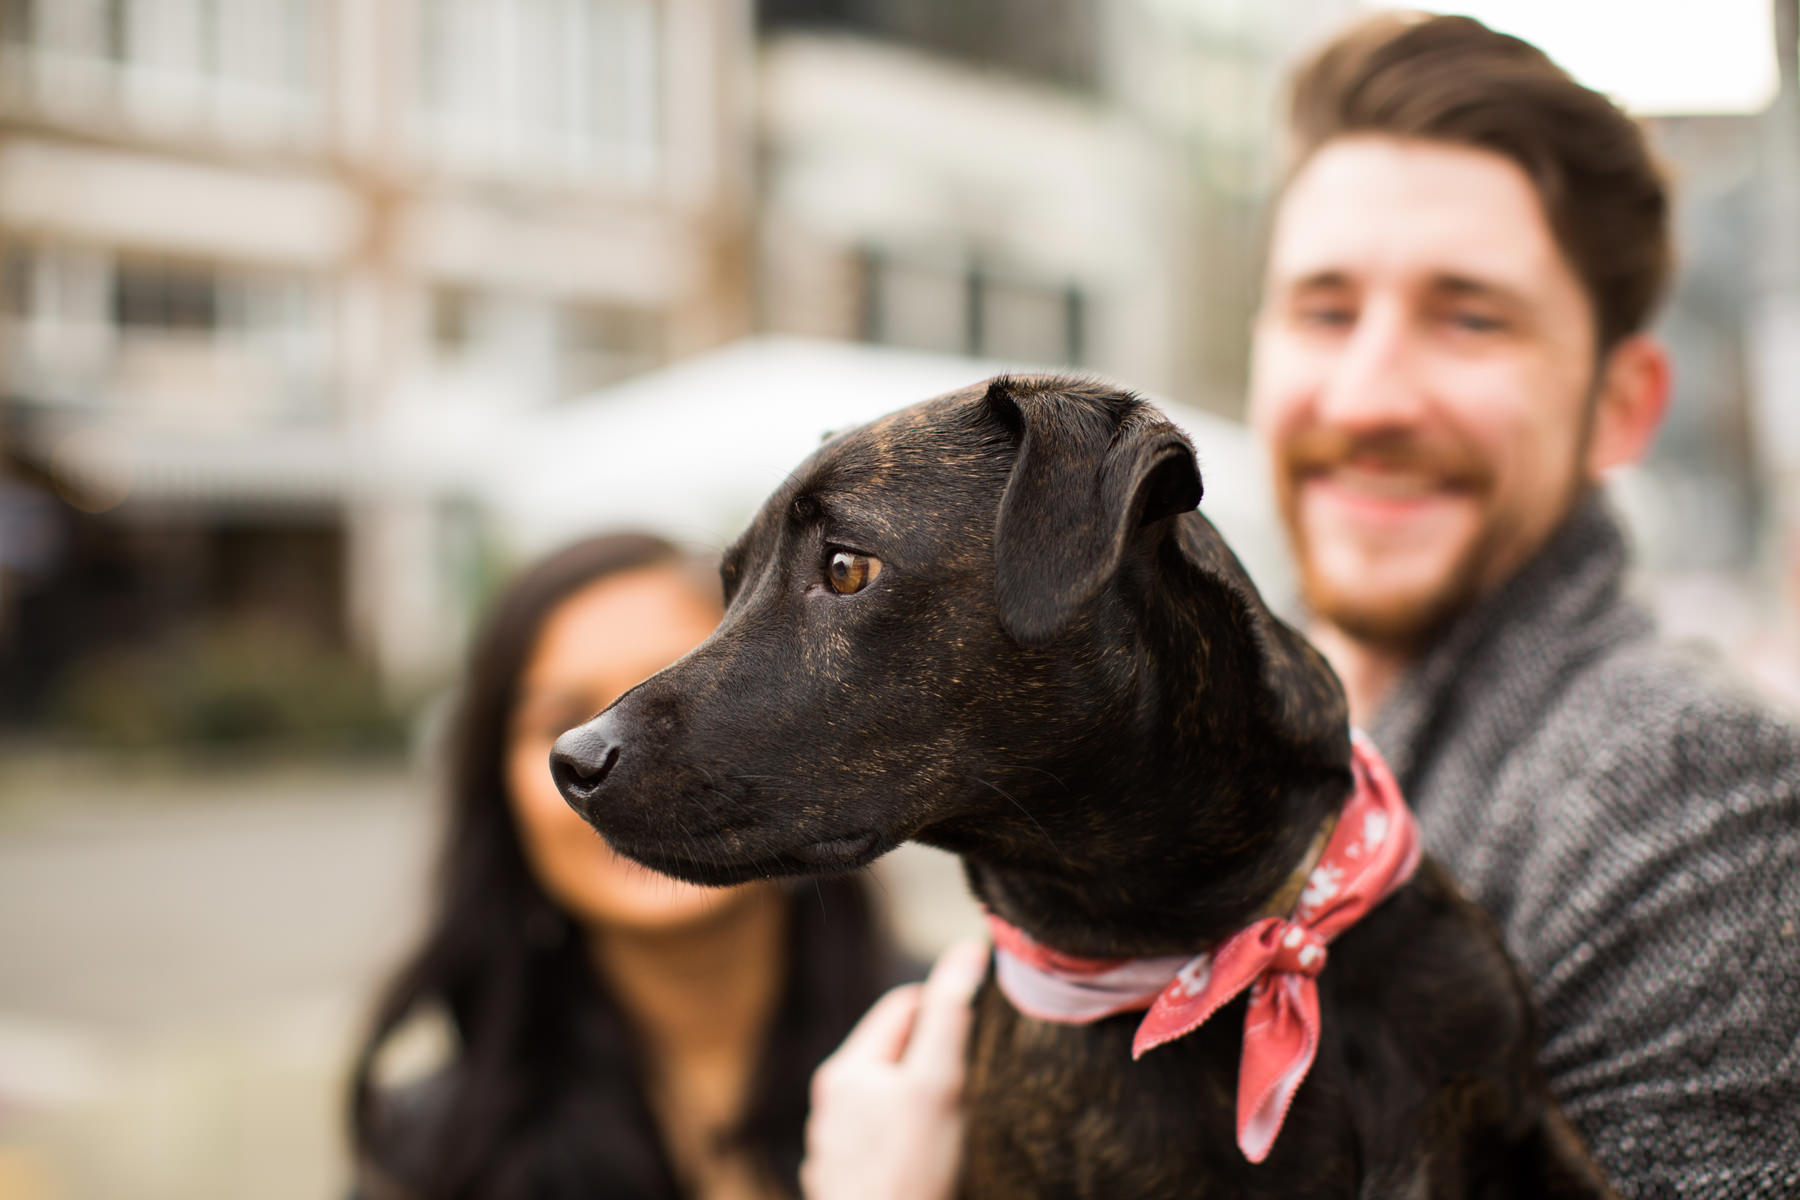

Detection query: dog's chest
xmin=962 ymin=987 xmax=1366 ymax=1199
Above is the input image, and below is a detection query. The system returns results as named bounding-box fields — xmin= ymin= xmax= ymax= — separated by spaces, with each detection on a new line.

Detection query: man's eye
xmin=1447 ymin=310 xmax=1504 ymax=333
xmin=1297 ymin=305 xmax=1354 ymax=328
xmin=826 ymin=551 xmax=881 ymax=595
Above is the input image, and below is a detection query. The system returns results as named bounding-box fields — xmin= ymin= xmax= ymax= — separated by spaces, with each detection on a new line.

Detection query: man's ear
xmin=1586 ymin=334 xmax=1670 ymax=477
xmin=988 ymin=378 xmax=1202 ymax=646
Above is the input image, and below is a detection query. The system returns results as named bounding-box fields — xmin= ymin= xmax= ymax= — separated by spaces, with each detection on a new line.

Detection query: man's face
xmin=1249 ymin=135 xmax=1600 ymax=649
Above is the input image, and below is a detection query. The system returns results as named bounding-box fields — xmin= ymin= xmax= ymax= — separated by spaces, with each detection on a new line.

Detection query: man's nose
xmin=1316 ymin=304 xmax=1426 ymax=428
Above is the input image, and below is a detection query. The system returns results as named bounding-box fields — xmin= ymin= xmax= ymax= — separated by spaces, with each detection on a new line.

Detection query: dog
xmin=550 ymin=377 xmax=1615 ymax=1197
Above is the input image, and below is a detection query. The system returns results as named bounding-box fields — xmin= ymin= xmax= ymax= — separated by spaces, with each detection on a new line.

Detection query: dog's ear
xmin=989 ymin=377 xmax=1202 ymax=645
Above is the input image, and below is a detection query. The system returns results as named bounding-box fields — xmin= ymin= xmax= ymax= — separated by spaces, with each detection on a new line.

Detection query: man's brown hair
xmin=1284 ymin=11 xmax=1672 ymax=354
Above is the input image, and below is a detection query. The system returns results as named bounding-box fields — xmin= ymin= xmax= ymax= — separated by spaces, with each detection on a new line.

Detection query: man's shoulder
xmin=1486 ymin=635 xmax=1800 ymax=1184
xmin=1529 ymin=632 xmax=1800 ymax=796
xmin=1471 ymin=631 xmax=1800 ymax=961
xmin=1419 ymin=626 xmax=1800 ymax=964
xmin=1403 ymin=564 xmax=1800 ymax=1197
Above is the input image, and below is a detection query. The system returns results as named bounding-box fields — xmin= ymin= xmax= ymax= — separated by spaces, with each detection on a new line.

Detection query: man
xmin=1248 ymin=12 xmax=1800 ymax=1197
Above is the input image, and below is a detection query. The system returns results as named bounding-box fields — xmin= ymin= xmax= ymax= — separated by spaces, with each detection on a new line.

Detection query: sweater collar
xmin=1370 ymin=490 xmax=1650 ymax=788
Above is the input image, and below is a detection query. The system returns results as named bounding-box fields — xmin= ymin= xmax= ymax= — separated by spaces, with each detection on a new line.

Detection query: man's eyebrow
xmin=1432 ymin=273 xmax=1529 ymax=307
xmin=1281 ymin=269 xmax=1355 ymax=293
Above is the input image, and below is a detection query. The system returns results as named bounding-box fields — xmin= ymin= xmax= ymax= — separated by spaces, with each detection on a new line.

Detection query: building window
xmin=860 ymin=249 xmax=1085 ymax=367
xmin=418 ymin=0 xmax=661 ymax=185
xmin=431 ymin=285 xmax=478 ymax=356
xmin=558 ymin=301 xmax=664 ymax=396
xmin=113 ymin=260 xmax=219 ymax=332
xmin=4 ymin=245 xmax=333 ymax=424
xmin=0 ymin=0 xmax=320 ymax=144
xmin=0 ymin=0 xmax=30 ymax=46
xmin=1 ymin=242 xmax=30 ymax=319
xmin=860 ymin=254 xmax=967 ymax=358
xmin=757 ymin=0 xmax=1099 ymax=90
xmin=101 ymin=0 xmax=127 ymax=63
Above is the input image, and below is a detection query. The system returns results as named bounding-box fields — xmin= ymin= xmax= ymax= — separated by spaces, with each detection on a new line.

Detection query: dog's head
xmin=552 ymin=377 xmax=1350 ymax=949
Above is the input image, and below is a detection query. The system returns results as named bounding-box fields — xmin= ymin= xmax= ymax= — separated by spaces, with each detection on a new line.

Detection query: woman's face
xmin=506 ymin=565 xmax=755 ymax=932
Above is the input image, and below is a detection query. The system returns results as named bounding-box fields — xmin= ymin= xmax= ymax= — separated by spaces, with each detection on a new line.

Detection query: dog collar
xmin=986 ymin=730 xmax=1421 ymax=1164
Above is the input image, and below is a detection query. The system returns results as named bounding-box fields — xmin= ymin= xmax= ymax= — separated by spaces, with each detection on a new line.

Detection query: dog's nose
xmin=550 ymin=716 xmax=622 ymax=807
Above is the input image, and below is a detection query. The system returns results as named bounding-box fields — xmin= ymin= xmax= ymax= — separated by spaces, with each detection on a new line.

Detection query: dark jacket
xmin=1370 ymin=494 xmax=1800 ymax=1199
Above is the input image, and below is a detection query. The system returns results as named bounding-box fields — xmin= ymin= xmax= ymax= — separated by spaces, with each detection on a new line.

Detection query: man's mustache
xmin=1278 ymin=427 xmax=1495 ymax=493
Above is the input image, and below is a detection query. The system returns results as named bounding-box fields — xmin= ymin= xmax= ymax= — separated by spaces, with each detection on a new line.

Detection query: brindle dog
xmin=550 ymin=377 xmax=1615 ymax=1198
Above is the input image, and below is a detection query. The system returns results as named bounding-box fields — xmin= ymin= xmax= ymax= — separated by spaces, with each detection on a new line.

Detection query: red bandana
xmin=986 ymin=731 xmax=1421 ymax=1163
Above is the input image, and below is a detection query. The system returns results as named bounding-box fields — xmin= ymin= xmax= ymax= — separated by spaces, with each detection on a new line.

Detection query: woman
xmin=349 ymin=533 xmax=901 ymax=1200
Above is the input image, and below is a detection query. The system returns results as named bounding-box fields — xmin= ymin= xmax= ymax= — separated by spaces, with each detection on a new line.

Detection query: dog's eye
xmin=826 ymin=551 xmax=881 ymax=595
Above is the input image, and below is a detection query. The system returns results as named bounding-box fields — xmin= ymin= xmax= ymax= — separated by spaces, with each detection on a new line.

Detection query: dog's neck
xmin=935 ymin=526 xmax=1356 ymax=959
xmin=951 ymin=768 xmax=1351 ymax=959
xmin=1247 ymin=809 xmax=1338 ymax=919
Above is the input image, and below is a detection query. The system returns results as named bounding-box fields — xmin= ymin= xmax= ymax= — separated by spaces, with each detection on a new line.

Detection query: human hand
xmin=800 ymin=936 xmax=988 ymax=1200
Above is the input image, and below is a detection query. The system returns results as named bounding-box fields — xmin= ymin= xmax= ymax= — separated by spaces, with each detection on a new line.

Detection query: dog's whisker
xmin=712 ymin=829 xmax=739 ymax=880
xmin=860 ymin=864 xmax=893 ymax=910
xmin=1009 ymin=763 xmax=1073 ymax=794
xmin=663 ymin=808 xmax=706 ymax=874
xmin=690 ymin=782 xmax=760 ymax=881
xmin=967 ymin=774 xmax=1066 ymax=861
xmin=699 ymin=784 xmax=740 ymax=818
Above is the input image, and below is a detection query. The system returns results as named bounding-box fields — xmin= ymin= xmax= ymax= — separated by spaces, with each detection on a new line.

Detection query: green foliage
xmin=50 ymin=620 xmax=407 ymax=753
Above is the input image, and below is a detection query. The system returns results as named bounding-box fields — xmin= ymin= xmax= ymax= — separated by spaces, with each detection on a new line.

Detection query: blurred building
xmin=753 ymin=2 xmax=1132 ymax=382
xmin=0 ymin=0 xmax=1363 ymax=710
xmin=2 ymin=0 xmax=1795 ymax=716
xmin=1585 ymin=2 xmax=1800 ymax=696
xmin=755 ymin=34 xmax=1159 ymax=387
xmin=753 ymin=0 xmax=1355 ymax=409
xmin=0 ymin=0 xmax=753 ymax=709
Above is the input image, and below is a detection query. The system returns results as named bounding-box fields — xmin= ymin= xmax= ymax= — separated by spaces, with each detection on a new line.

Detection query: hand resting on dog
xmin=801 ymin=938 xmax=985 ymax=1200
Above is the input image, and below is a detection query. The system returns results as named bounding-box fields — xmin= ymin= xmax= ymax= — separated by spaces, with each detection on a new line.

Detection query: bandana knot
xmin=986 ymin=730 xmax=1420 ymax=1164
xmin=1265 ymin=921 xmax=1327 ymax=977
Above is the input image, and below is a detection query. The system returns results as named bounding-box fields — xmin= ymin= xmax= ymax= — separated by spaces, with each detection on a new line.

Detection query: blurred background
xmin=0 ymin=1 xmax=1795 ymax=1196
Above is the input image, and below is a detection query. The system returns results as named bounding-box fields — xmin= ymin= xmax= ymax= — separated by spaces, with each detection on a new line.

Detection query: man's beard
xmin=1273 ymin=425 xmax=1505 ymax=653
xmin=1296 ymin=515 xmax=1497 ymax=653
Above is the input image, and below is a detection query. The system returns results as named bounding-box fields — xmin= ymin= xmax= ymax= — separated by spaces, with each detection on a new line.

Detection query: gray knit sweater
xmin=1368 ymin=494 xmax=1800 ymax=1199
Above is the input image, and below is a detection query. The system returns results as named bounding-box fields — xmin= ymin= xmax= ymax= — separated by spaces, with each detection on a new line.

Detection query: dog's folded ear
xmin=988 ymin=377 xmax=1201 ymax=646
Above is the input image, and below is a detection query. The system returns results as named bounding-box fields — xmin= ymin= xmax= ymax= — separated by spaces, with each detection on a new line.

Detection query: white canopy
xmin=490 ymin=336 xmax=1295 ymax=600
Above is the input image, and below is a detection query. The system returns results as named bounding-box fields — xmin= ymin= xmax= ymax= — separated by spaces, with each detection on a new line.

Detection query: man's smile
xmin=1298 ymin=465 xmax=1479 ymax=531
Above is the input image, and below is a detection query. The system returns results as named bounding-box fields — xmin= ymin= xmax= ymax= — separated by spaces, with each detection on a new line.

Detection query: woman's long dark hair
xmin=349 ymin=533 xmax=893 ymax=1200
